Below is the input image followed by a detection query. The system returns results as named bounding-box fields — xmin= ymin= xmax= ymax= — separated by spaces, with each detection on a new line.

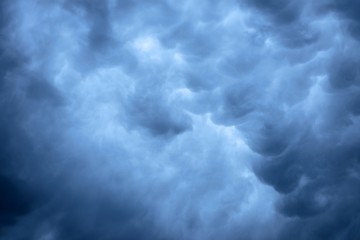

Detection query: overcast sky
xmin=1 ymin=0 xmax=360 ymax=239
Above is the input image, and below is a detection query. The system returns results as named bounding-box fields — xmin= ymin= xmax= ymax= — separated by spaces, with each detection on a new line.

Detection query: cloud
xmin=1 ymin=0 xmax=360 ymax=239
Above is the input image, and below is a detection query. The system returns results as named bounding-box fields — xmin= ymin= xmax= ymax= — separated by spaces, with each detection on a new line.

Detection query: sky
xmin=0 ymin=0 xmax=360 ymax=239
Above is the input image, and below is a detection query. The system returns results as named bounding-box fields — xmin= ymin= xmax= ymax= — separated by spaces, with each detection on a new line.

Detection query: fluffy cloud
xmin=1 ymin=0 xmax=360 ymax=239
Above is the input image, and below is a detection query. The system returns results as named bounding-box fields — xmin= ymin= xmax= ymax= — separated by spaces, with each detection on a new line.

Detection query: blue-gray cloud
xmin=1 ymin=0 xmax=360 ymax=240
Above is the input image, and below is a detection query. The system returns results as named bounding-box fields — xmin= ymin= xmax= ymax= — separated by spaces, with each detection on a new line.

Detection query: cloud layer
xmin=1 ymin=0 xmax=360 ymax=239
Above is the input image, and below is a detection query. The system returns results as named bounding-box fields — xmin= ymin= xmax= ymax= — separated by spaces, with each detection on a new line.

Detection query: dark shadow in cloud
xmin=273 ymin=23 xmax=319 ymax=48
xmin=239 ymin=0 xmax=320 ymax=49
xmin=254 ymin=151 xmax=303 ymax=194
xmin=0 ymin=88 xmax=38 ymax=235
xmin=214 ymin=85 xmax=258 ymax=125
xmin=25 ymin=77 xmax=64 ymax=106
xmin=328 ymin=0 xmax=360 ymax=41
xmin=65 ymin=0 xmax=113 ymax=50
xmin=0 ymin=177 xmax=32 ymax=230
xmin=278 ymin=176 xmax=360 ymax=240
xmin=162 ymin=20 xmax=220 ymax=58
xmin=276 ymin=181 xmax=330 ymax=218
xmin=47 ymin=185 xmax=162 ymax=240
xmin=240 ymin=0 xmax=302 ymax=25
xmin=240 ymin=121 xmax=292 ymax=157
xmin=327 ymin=51 xmax=360 ymax=90
xmin=125 ymin=92 xmax=192 ymax=137
xmin=0 ymin=4 xmax=37 ymax=231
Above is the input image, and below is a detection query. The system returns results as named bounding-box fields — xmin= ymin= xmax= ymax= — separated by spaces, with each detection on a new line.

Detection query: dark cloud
xmin=1 ymin=0 xmax=360 ymax=239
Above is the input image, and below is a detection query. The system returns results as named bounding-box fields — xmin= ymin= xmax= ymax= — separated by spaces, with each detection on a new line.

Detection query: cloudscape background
xmin=1 ymin=0 xmax=360 ymax=239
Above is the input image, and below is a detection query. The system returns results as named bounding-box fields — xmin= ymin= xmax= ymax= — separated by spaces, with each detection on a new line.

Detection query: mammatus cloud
xmin=1 ymin=0 xmax=360 ymax=239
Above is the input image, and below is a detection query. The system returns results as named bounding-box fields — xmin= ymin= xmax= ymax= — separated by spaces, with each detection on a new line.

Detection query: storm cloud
xmin=1 ymin=0 xmax=360 ymax=239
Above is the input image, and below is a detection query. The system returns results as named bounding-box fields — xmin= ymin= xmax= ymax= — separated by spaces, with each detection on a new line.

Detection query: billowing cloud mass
xmin=1 ymin=0 xmax=360 ymax=239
